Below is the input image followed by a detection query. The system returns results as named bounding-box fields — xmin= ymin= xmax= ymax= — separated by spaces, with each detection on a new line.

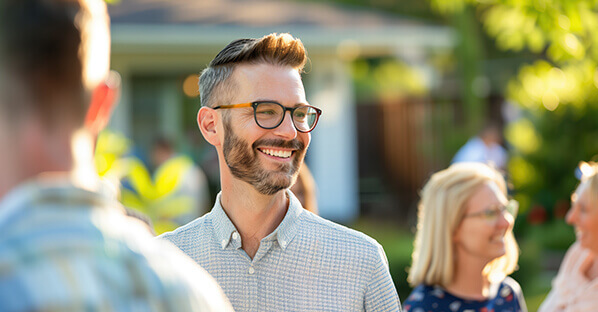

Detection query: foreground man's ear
xmin=84 ymin=71 xmax=121 ymax=136
xmin=198 ymin=106 xmax=221 ymax=146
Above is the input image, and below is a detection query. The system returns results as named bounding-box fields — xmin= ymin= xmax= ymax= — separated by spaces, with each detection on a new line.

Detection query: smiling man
xmin=160 ymin=33 xmax=401 ymax=311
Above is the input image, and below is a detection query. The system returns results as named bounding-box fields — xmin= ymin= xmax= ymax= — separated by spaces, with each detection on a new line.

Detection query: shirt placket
xmin=247 ymin=260 xmax=258 ymax=312
xmin=249 ymin=240 xmax=274 ymax=312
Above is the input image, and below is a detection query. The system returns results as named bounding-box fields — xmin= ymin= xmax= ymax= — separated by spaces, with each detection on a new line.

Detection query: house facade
xmin=107 ymin=0 xmax=454 ymax=223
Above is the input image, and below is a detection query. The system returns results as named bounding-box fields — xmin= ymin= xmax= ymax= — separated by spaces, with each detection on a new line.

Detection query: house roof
xmin=109 ymin=0 xmax=414 ymax=27
xmin=108 ymin=0 xmax=454 ymax=56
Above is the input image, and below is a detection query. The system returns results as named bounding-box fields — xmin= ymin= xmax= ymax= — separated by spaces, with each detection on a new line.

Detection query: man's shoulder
xmin=157 ymin=212 xmax=215 ymax=254
xmin=300 ymin=212 xmax=383 ymax=252
xmin=0 ymin=200 xmax=101 ymax=255
xmin=159 ymin=213 xmax=212 ymax=244
xmin=0 ymin=206 xmax=231 ymax=311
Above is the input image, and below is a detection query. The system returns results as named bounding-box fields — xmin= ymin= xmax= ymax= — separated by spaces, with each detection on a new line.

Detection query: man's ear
xmin=198 ymin=106 xmax=221 ymax=146
xmin=84 ymin=71 xmax=120 ymax=136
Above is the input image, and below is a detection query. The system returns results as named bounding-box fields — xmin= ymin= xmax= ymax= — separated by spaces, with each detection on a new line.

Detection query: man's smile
xmin=258 ymin=147 xmax=294 ymax=159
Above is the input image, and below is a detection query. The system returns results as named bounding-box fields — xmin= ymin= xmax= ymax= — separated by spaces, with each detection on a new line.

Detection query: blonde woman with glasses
xmin=403 ymin=162 xmax=527 ymax=312
xmin=539 ymin=161 xmax=598 ymax=312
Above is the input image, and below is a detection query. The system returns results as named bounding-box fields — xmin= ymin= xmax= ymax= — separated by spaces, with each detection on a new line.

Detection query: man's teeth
xmin=261 ymin=148 xmax=292 ymax=158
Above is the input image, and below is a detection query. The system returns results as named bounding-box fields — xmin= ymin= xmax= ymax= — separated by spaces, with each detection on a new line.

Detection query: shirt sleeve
xmin=364 ymin=242 xmax=402 ymax=312
xmin=155 ymin=239 xmax=235 ymax=312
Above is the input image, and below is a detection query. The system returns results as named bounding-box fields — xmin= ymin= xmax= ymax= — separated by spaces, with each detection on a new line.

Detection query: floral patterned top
xmin=403 ymin=277 xmax=527 ymax=312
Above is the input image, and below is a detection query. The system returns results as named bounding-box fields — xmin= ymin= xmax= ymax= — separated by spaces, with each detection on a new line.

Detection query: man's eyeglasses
xmin=463 ymin=199 xmax=519 ymax=223
xmin=213 ymin=101 xmax=322 ymax=133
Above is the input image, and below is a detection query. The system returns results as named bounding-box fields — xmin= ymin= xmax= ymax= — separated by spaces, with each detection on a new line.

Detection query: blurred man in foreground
xmin=0 ymin=0 xmax=232 ymax=311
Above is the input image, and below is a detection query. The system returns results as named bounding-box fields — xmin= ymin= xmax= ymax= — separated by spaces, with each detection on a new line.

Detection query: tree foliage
xmin=432 ymin=0 xmax=598 ymax=110
xmin=433 ymin=0 xmax=598 ymax=229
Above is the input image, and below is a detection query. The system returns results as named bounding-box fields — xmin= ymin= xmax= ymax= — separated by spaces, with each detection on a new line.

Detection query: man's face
xmin=220 ymin=63 xmax=310 ymax=195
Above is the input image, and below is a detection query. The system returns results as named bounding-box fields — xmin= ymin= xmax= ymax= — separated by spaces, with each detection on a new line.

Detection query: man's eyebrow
xmin=296 ymin=102 xmax=310 ymax=106
xmin=253 ymin=99 xmax=311 ymax=107
xmin=253 ymin=98 xmax=277 ymax=102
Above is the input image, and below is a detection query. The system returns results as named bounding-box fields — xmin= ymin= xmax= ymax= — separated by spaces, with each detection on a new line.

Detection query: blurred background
xmin=95 ymin=0 xmax=598 ymax=310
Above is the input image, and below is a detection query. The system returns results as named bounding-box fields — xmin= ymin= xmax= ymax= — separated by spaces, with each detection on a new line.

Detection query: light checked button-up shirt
xmin=160 ymin=190 xmax=402 ymax=312
xmin=0 ymin=178 xmax=233 ymax=312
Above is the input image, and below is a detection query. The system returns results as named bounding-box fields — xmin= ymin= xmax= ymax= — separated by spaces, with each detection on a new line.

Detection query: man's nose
xmin=273 ymin=111 xmax=297 ymax=140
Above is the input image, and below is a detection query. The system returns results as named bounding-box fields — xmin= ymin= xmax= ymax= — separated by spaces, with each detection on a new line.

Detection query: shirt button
xmin=221 ymin=239 xmax=227 ymax=248
xmin=280 ymin=240 xmax=286 ymax=248
xmin=248 ymin=266 xmax=255 ymax=274
xmin=232 ymin=232 xmax=239 ymax=240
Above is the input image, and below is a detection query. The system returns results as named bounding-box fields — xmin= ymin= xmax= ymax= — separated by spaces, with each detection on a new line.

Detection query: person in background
xmin=0 ymin=0 xmax=232 ymax=310
xmin=289 ymin=163 xmax=318 ymax=214
xmin=160 ymin=33 xmax=401 ymax=311
xmin=404 ymin=163 xmax=526 ymax=312
xmin=452 ymin=124 xmax=508 ymax=171
xmin=151 ymin=136 xmax=211 ymax=222
xmin=539 ymin=161 xmax=598 ymax=312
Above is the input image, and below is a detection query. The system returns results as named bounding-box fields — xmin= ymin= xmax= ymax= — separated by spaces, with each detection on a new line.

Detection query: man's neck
xmin=0 ymin=128 xmax=97 ymax=202
xmin=220 ymin=182 xmax=289 ymax=259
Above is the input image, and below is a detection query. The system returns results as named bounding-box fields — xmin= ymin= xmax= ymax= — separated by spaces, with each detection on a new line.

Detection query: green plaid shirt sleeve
xmin=0 ymin=180 xmax=234 ymax=312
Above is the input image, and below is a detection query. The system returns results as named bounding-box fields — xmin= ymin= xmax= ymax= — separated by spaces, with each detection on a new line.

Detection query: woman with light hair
xmin=539 ymin=162 xmax=598 ymax=312
xmin=290 ymin=164 xmax=319 ymax=214
xmin=403 ymin=162 xmax=527 ymax=312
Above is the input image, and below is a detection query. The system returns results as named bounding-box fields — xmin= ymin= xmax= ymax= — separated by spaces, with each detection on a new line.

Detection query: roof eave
xmin=111 ymin=24 xmax=455 ymax=55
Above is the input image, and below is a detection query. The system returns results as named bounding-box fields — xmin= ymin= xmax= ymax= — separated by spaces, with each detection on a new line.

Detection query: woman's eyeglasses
xmin=463 ymin=199 xmax=519 ymax=223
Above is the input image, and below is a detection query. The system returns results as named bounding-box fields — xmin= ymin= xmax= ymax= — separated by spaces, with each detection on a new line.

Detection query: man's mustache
xmin=252 ymin=138 xmax=305 ymax=151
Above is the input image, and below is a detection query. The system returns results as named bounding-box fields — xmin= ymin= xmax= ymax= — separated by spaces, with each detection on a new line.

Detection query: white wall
xmin=108 ymin=69 xmax=131 ymax=137
xmin=306 ymin=57 xmax=359 ymax=224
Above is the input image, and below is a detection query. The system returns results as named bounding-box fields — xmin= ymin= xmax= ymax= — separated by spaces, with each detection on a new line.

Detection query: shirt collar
xmin=210 ymin=189 xmax=304 ymax=250
xmin=264 ymin=189 xmax=302 ymax=249
xmin=0 ymin=176 xmax=121 ymax=226
xmin=210 ymin=192 xmax=240 ymax=249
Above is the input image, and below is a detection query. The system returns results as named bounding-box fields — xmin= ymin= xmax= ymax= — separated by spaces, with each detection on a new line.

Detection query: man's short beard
xmin=222 ymin=119 xmax=305 ymax=195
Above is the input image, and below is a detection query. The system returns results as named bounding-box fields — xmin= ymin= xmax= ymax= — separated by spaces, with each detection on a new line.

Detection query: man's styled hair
xmin=408 ymin=162 xmax=519 ymax=288
xmin=199 ymin=33 xmax=308 ymax=108
xmin=0 ymin=0 xmax=109 ymax=125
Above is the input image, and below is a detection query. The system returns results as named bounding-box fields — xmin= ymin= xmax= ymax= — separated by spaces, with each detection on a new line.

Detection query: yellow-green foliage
xmin=95 ymin=130 xmax=195 ymax=234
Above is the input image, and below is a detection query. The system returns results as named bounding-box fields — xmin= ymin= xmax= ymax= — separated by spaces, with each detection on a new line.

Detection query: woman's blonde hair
xmin=407 ymin=162 xmax=519 ymax=287
xmin=290 ymin=164 xmax=319 ymax=214
xmin=574 ymin=161 xmax=598 ymax=205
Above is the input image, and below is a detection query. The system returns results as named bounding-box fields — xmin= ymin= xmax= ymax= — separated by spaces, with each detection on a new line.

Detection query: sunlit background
xmin=95 ymin=0 xmax=598 ymax=310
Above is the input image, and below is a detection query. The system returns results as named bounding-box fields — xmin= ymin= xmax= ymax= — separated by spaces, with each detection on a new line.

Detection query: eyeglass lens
xmin=506 ymin=200 xmax=518 ymax=216
xmin=466 ymin=200 xmax=519 ymax=223
xmin=255 ymin=102 xmax=319 ymax=132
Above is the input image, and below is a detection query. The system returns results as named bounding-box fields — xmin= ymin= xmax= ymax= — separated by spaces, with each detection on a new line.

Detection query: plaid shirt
xmin=160 ymin=190 xmax=401 ymax=312
xmin=0 ymin=178 xmax=233 ymax=312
